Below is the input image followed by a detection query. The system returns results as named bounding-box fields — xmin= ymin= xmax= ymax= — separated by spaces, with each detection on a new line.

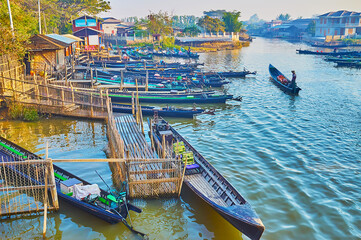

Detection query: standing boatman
xmin=290 ymin=70 xmax=296 ymax=90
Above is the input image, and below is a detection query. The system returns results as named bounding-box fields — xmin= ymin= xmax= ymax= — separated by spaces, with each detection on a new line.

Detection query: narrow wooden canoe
xmin=112 ymin=103 xmax=204 ymax=118
xmin=269 ymin=64 xmax=301 ymax=95
xmin=149 ymin=119 xmax=265 ymax=240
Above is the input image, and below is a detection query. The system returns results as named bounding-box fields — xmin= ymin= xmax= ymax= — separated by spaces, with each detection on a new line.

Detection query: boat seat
xmin=186 ymin=163 xmax=200 ymax=170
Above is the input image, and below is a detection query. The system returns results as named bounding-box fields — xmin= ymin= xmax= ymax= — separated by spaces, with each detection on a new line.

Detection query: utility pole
xmin=6 ymin=0 xmax=14 ymax=35
xmin=38 ymin=0 xmax=41 ymax=34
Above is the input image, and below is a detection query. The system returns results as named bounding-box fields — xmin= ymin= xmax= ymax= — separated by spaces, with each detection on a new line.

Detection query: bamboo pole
xmin=90 ymin=92 xmax=94 ymax=117
xmin=178 ymin=161 xmax=187 ymax=197
xmin=162 ymin=134 xmax=166 ymax=158
xmin=146 ymin=70 xmax=149 ymax=91
xmin=71 ymin=86 xmax=75 ymax=103
xmin=42 ymin=167 xmax=48 ymax=238
xmin=61 ymin=88 xmax=64 ymax=107
xmin=120 ymin=70 xmax=123 ymax=91
xmin=131 ymin=92 xmax=135 ymax=116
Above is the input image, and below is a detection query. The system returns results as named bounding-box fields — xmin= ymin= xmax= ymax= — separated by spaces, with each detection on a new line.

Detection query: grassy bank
xmin=8 ymin=103 xmax=39 ymax=121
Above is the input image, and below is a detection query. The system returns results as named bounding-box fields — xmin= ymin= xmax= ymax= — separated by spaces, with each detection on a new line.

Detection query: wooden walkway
xmin=113 ymin=114 xmax=183 ymax=198
xmin=114 ymin=114 xmax=157 ymax=159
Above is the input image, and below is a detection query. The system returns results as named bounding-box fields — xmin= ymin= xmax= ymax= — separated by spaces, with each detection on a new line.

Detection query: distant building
xmin=315 ymin=10 xmax=361 ymax=38
xmin=102 ymin=17 xmax=122 ymax=35
xmin=262 ymin=18 xmax=316 ymax=39
xmin=72 ymin=16 xmax=103 ymax=47
xmin=203 ymin=10 xmax=227 ymax=19
xmin=116 ymin=22 xmax=136 ymax=37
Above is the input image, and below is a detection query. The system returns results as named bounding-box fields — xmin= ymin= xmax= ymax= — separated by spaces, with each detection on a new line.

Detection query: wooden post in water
xmin=162 ymin=134 xmax=166 ymax=158
xmin=131 ymin=92 xmax=135 ymax=117
xmin=42 ymin=167 xmax=48 ymax=238
xmin=100 ymin=89 xmax=103 ymax=108
xmin=90 ymin=92 xmax=94 ymax=117
xmin=135 ymin=79 xmax=139 ymax=124
xmin=146 ymin=70 xmax=149 ymax=91
xmin=90 ymin=68 xmax=93 ymax=88
xmin=61 ymin=88 xmax=65 ymax=107
xmin=71 ymin=85 xmax=75 ymax=103
xmin=120 ymin=70 xmax=124 ymax=91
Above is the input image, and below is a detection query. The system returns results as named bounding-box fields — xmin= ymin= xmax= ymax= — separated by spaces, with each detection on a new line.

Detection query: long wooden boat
xmin=148 ymin=118 xmax=265 ymax=240
xmin=269 ymin=64 xmax=301 ymax=95
xmin=112 ymin=103 xmax=204 ymax=118
xmin=296 ymin=49 xmax=360 ymax=56
xmin=153 ymin=51 xmax=200 ymax=59
xmin=0 ymin=136 xmax=142 ymax=224
xmin=336 ymin=61 xmax=361 ymax=68
xmin=109 ymin=92 xmax=233 ymax=104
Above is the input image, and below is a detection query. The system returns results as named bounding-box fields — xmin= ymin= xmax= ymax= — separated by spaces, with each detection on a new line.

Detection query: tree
xmin=197 ymin=16 xmax=225 ymax=34
xmin=277 ymin=13 xmax=291 ymax=21
xmin=222 ymin=11 xmax=243 ymax=33
xmin=146 ymin=11 xmax=173 ymax=35
xmin=183 ymin=26 xmax=200 ymax=36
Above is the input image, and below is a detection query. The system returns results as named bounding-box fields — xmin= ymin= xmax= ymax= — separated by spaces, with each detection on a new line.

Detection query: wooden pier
xmin=106 ymin=104 xmax=183 ymax=198
xmin=0 ymin=55 xmax=108 ymax=120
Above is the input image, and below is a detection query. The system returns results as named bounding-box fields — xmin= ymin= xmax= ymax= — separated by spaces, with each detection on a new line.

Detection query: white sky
xmin=100 ymin=0 xmax=361 ymax=21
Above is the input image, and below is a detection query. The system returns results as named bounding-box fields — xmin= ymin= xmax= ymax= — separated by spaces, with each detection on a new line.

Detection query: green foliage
xmin=9 ymin=103 xmax=39 ymax=121
xmin=23 ymin=107 xmax=39 ymax=121
xmin=0 ymin=0 xmax=111 ymax=55
xmin=9 ymin=103 xmax=23 ymax=120
xmin=172 ymin=15 xmax=199 ymax=28
xmin=183 ymin=26 xmax=201 ymax=37
xmin=161 ymin=36 xmax=175 ymax=48
xmin=197 ymin=16 xmax=225 ymax=34
xmin=147 ymin=11 xmax=173 ymax=36
xmin=0 ymin=0 xmax=38 ymax=56
xmin=222 ymin=11 xmax=243 ymax=33
xmin=277 ymin=13 xmax=291 ymax=21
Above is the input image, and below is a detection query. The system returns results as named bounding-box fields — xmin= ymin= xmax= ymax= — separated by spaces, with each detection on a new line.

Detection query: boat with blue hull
xmin=269 ymin=64 xmax=301 ymax=95
xmin=148 ymin=118 xmax=265 ymax=240
xmin=109 ymin=92 xmax=233 ymax=104
xmin=112 ymin=103 xmax=205 ymax=118
xmin=0 ymin=136 xmax=142 ymax=225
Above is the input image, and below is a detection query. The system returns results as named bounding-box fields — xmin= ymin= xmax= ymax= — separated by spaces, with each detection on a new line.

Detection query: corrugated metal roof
xmin=319 ymin=10 xmax=361 ymax=17
xmin=62 ymin=34 xmax=84 ymax=42
xmin=46 ymin=34 xmax=76 ymax=44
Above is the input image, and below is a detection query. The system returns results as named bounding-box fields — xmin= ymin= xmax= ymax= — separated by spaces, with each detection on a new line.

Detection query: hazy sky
xmin=100 ymin=0 xmax=361 ymax=21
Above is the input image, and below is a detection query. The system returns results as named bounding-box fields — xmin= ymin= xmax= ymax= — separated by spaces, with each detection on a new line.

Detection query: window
xmin=335 ymin=30 xmax=338 ymax=35
xmin=342 ymin=18 xmax=346 ymax=24
xmin=324 ymin=19 xmax=327 ymax=24
xmin=320 ymin=19 xmax=323 ymax=24
xmin=328 ymin=28 xmax=330 ymax=34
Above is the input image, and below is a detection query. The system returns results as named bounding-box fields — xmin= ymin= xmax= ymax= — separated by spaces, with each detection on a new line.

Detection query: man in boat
xmin=290 ymin=70 xmax=296 ymax=88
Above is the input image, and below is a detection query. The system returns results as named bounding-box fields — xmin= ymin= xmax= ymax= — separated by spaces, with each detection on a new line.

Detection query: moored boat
xmin=112 ymin=103 xmax=205 ymax=118
xmin=269 ymin=64 xmax=301 ymax=95
xmin=148 ymin=118 xmax=265 ymax=240
xmin=0 ymin=136 xmax=142 ymax=225
xmin=109 ymin=92 xmax=233 ymax=104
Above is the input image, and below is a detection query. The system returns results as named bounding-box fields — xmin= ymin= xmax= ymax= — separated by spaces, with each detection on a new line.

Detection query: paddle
xmin=110 ymin=208 xmax=149 ymax=239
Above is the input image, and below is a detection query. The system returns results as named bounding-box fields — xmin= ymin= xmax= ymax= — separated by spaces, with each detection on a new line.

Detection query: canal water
xmin=1 ymin=38 xmax=360 ymax=240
